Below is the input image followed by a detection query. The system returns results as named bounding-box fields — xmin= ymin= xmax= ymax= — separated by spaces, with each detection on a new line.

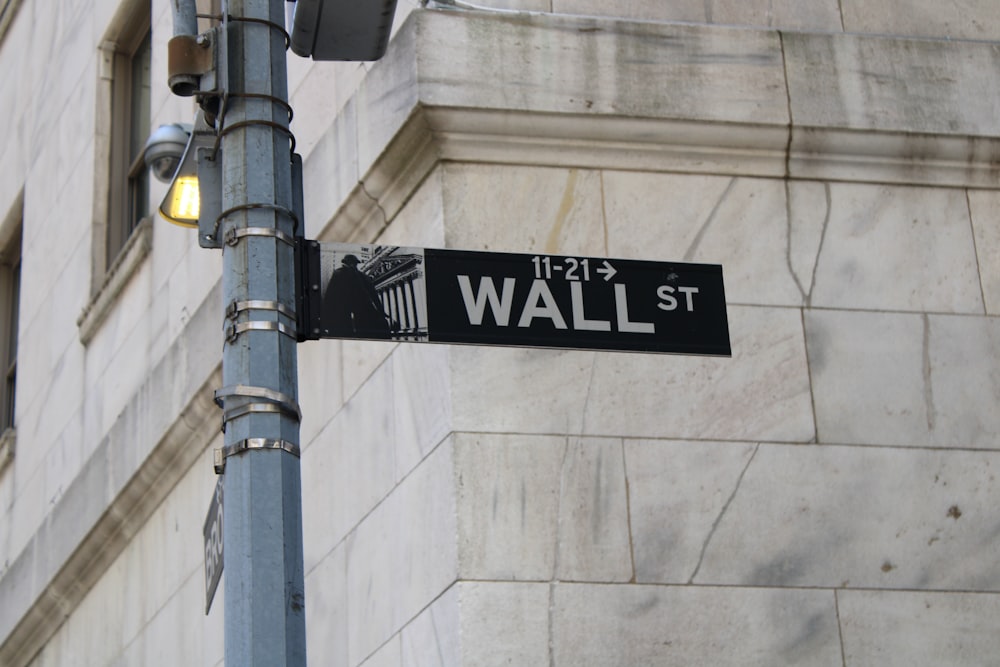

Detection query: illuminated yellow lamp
xmin=160 ymin=174 xmax=201 ymax=227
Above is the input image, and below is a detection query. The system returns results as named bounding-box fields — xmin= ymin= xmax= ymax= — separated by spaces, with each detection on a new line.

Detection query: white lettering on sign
xmin=570 ymin=282 xmax=611 ymax=331
xmin=614 ymin=284 xmax=655 ymax=333
xmin=456 ymin=266 xmax=702 ymax=336
xmin=457 ymin=275 xmax=516 ymax=325
xmin=656 ymin=285 xmax=699 ymax=312
xmin=518 ymin=280 xmax=568 ymax=329
xmin=203 ymin=482 xmax=224 ymax=610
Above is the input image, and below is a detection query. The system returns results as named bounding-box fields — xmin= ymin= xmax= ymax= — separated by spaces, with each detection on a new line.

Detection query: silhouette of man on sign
xmin=321 ymin=254 xmax=392 ymax=339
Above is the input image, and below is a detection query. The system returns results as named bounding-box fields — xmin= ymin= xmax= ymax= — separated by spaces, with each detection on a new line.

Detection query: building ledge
xmin=303 ymin=9 xmax=1000 ymax=244
xmin=76 ymin=217 xmax=153 ymax=346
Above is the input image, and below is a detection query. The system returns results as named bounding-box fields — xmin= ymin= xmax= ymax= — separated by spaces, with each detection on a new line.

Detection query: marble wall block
xmin=692 ymin=444 xmax=1000 ymax=591
xmin=361 ymin=639 xmax=402 ymax=667
xmin=809 ymin=184 xmax=982 ymax=314
xmin=555 ymin=0 xmax=843 ymax=32
xmin=602 ymin=172 xmax=823 ymax=307
xmin=305 ymin=545 xmax=349 ymax=667
xmin=377 ymin=165 xmax=446 ymax=250
xmin=454 ymin=433 xmax=631 ymax=583
xmin=582 ymin=305 xmax=814 ymax=442
xmin=552 ymin=437 xmax=632 ymax=581
xmin=783 ymin=31 xmax=1000 ymax=137
xmin=399 ymin=582 xmax=551 ymax=667
xmin=441 ymin=164 xmax=607 ymax=257
xmin=451 ymin=304 xmax=814 ymax=443
xmin=454 ymin=433 xmax=564 ymax=581
xmin=298 ymin=337 xmax=344 ymax=448
xmin=807 ymin=309 xmax=1000 ymax=448
xmin=300 ymin=424 xmax=342 ymax=574
xmin=624 ymin=439 xmax=759 ymax=584
xmin=552 ymin=583 xmax=842 ymax=666
xmin=303 ymin=361 xmax=396 ymax=565
xmin=453 ymin=582 xmax=550 ymax=666
xmin=417 ymin=11 xmax=788 ymax=126
xmin=303 ymin=96 xmax=361 ymax=240
xmin=391 ymin=343 xmax=451 ymax=483
xmin=345 ymin=441 xmax=458 ymax=666
xmin=449 ymin=346 xmax=598 ymax=436
xmin=400 ymin=583 xmax=460 ymax=667
xmin=839 ymin=590 xmax=1000 ymax=667
xmin=968 ymin=190 xmax=1000 ymax=315
xmin=289 ymin=60 xmax=368 ymax=161
xmin=841 ymin=0 xmax=1000 ymax=40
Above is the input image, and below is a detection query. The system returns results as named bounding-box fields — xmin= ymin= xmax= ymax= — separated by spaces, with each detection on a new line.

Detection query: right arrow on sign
xmin=596 ymin=260 xmax=617 ymax=281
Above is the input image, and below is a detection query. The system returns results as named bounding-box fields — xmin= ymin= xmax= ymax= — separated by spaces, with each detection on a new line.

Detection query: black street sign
xmin=297 ymin=242 xmax=730 ymax=356
xmin=203 ymin=476 xmax=224 ymax=614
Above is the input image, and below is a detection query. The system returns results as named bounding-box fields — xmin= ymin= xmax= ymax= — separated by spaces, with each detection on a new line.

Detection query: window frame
xmin=0 ymin=192 xmax=22 ymax=473
xmin=107 ymin=23 xmax=151 ymax=264
xmin=80 ymin=0 xmax=154 ymax=344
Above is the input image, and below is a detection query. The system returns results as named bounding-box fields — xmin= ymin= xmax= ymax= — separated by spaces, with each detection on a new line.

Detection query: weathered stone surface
xmin=784 ymin=31 xmax=1000 ymax=137
xmin=693 ymin=444 xmax=1000 ymax=591
xmin=454 ymin=433 xmax=631 ymax=583
xmin=602 ymin=173 xmax=823 ymax=307
xmin=451 ymin=304 xmax=813 ymax=442
xmin=442 ymin=164 xmax=607 ymax=257
xmin=807 ymin=310 xmax=1000 ymax=448
xmin=555 ymin=0 xmax=843 ymax=32
xmin=345 ymin=441 xmax=458 ymax=665
xmin=552 ymin=583 xmax=842 ymax=666
xmin=839 ymin=590 xmax=1000 ymax=666
xmin=625 ymin=439 xmax=759 ymax=583
xmin=841 ymin=0 xmax=1000 ymax=40
xmin=418 ymin=12 xmax=789 ymax=125
xmin=809 ymin=184 xmax=982 ymax=314
xmin=968 ymin=190 xmax=1000 ymax=316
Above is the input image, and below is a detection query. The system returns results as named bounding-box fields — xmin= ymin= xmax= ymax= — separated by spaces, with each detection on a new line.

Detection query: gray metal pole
xmin=218 ymin=0 xmax=306 ymax=663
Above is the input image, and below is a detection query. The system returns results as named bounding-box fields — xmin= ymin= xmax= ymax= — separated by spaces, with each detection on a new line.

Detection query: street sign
xmin=297 ymin=242 xmax=731 ymax=356
xmin=203 ymin=476 xmax=224 ymax=614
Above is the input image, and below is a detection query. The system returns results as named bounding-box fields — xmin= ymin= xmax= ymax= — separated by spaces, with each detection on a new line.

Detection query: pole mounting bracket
xmin=214 ymin=438 xmax=301 ymax=474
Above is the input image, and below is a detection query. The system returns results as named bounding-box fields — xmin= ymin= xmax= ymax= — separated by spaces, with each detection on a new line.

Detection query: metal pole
xmin=219 ymin=0 xmax=306 ymax=663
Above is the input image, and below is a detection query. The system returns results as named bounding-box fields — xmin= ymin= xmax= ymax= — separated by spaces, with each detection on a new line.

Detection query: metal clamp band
xmin=216 ymin=203 xmax=299 ymax=238
xmin=214 ymin=384 xmax=301 ymax=421
xmin=225 ymin=320 xmax=297 ymax=343
xmin=221 ymin=402 xmax=299 ymax=432
xmin=224 ymin=225 xmax=296 ymax=247
xmin=226 ymin=299 xmax=296 ymax=321
xmin=214 ymin=438 xmax=300 ymax=474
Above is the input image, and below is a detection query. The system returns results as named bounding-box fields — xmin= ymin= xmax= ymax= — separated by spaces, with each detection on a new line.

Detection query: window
xmin=107 ymin=23 xmax=151 ymax=262
xmin=0 ymin=195 xmax=21 ymax=459
xmin=0 ymin=232 xmax=19 ymax=431
xmin=79 ymin=1 xmax=153 ymax=344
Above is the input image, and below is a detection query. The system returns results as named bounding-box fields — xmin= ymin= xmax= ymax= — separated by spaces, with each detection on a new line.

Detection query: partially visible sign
xmin=299 ymin=242 xmax=731 ymax=356
xmin=203 ymin=476 xmax=224 ymax=614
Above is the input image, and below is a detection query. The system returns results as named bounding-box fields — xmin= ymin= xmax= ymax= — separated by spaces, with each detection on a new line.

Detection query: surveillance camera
xmin=144 ymin=123 xmax=192 ymax=183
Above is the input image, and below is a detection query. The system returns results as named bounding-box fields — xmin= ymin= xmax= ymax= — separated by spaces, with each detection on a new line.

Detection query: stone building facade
xmin=1 ymin=0 xmax=999 ymax=665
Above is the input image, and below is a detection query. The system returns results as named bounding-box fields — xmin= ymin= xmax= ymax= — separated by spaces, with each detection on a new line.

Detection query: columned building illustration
xmin=1 ymin=1 xmax=999 ymax=665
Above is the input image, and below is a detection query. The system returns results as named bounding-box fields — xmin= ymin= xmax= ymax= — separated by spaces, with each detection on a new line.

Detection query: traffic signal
xmin=290 ymin=0 xmax=399 ymax=61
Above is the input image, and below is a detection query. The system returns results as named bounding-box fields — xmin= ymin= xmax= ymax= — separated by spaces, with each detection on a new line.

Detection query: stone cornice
xmin=304 ymin=10 xmax=1000 ymax=244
